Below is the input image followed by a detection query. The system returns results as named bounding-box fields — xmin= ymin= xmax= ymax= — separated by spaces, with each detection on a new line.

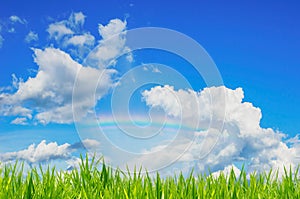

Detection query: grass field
xmin=0 ymin=156 xmax=299 ymax=198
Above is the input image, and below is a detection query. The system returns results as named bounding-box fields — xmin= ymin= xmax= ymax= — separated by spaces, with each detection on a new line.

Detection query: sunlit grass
xmin=0 ymin=155 xmax=299 ymax=198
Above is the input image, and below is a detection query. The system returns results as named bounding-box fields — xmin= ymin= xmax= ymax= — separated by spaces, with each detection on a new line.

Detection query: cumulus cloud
xmin=65 ymin=33 xmax=95 ymax=46
xmin=46 ymin=13 xmax=130 ymax=63
xmin=65 ymin=33 xmax=95 ymax=59
xmin=98 ymin=19 xmax=126 ymax=40
xmin=47 ymin=12 xmax=85 ymax=42
xmin=0 ymin=140 xmax=70 ymax=164
xmin=141 ymin=85 xmax=300 ymax=176
xmin=3 ymin=12 xmax=297 ymax=177
xmin=25 ymin=31 xmax=39 ymax=43
xmin=85 ymin=19 xmax=131 ymax=68
xmin=71 ymin=12 xmax=85 ymax=27
xmin=47 ymin=22 xmax=74 ymax=40
xmin=0 ymin=47 xmax=116 ymax=124
xmin=0 ymin=15 xmax=130 ymax=125
xmin=0 ymin=139 xmax=100 ymax=166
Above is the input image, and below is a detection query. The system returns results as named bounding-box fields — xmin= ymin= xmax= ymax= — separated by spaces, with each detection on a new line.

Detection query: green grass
xmin=0 ymin=155 xmax=299 ymax=198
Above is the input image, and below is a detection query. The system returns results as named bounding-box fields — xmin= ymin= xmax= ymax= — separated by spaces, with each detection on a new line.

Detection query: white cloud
xmin=65 ymin=33 xmax=95 ymax=46
xmin=71 ymin=12 xmax=85 ymax=27
xmin=98 ymin=19 xmax=127 ymax=40
xmin=0 ymin=13 xmax=297 ymax=177
xmin=45 ymin=13 xmax=131 ymax=63
xmin=11 ymin=117 xmax=28 ymax=125
xmin=47 ymin=12 xmax=86 ymax=42
xmin=143 ymin=85 xmax=182 ymax=117
xmin=0 ymin=47 xmax=116 ymax=124
xmin=82 ymin=139 xmax=101 ymax=149
xmin=47 ymin=22 xmax=74 ymax=40
xmin=0 ymin=139 xmax=101 ymax=166
xmin=9 ymin=15 xmax=27 ymax=24
xmin=211 ymin=164 xmax=241 ymax=178
xmin=68 ymin=139 xmax=101 ymax=151
xmin=0 ymin=16 xmax=132 ymax=125
xmin=0 ymin=140 xmax=71 ymax=164
xmin=65 ymin=33 xmax=95 ymax=59
xmin=141 ymin=85 xmax=300 ymax=176
xmin=1 ymin=105 xmax=32 ymax=119
xmin=85 ymin=19 xmax=130 ymax=68
xmin=46 ymin=14 xmax=131 ymax=64
xmin=25 ymin=31 xmax=39 ymax=43
xmin=142 ymin=64 xmax=162 ymax=73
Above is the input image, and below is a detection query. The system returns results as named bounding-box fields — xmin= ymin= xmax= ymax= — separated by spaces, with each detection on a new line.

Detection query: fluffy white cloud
xmin=0 ymin=140 xmax=70 ymax=164
xmin=0 ymin=47 xmax=116 ymax=124
xmin=141 ymin=85 xmax=300 ymax=176
xmin=0 ymin=15 xmax=131 ymax=125
xmin=85 ymin=19 xmax=130 ymax=68
xmin=46 ymin=13 xmax=130 ymax=63
xmin=81 ymin=139 xmax=101 ymax=149
xmin=47 ymin=12 xmax=85 ymax=42
xmin=65 ymin=33 xmax=95 ymax=46
xmin=71 ymin=12 xmax=85 ymax=27
xmin=143 ymin=85 xmax=182 ymax=117
xmin=25 ymin=31 xmax=39 ymax=43
xmin=0 ymin=139 xmax=101 ymax=166
xmin=47 ymin=22 xmax=74 ymax=40
xmin=98 ymin=19 xmax=127 ymax=40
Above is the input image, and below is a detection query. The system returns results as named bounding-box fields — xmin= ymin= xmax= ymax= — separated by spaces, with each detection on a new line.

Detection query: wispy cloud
xmin=47 ymin=12 xmax=86 ymax=42
xmin=47 ymin=22 xmax=74 ymax=40
xmin=0 ymin=35 xmax=3 ymax=48
xmin=10 ymin=117 xmax=28 ymax=125
xmin=0 ymin=15 xmax=27 ymax=47
xmin=143 ymin=64 xmax=162 ymax=73
xmin=25 ymin=31 xmax=39 ymax=43
xmin=9 ymin=15 xmax=27 ymax=24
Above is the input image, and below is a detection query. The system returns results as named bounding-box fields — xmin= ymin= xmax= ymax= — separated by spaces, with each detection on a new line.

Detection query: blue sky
xmin=0 ymin=1 xmax=299 ymax=175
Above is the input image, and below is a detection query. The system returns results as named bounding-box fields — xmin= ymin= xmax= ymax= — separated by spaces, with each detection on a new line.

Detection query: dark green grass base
xmin=0 ymin=155 xmax=299 ymax=198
